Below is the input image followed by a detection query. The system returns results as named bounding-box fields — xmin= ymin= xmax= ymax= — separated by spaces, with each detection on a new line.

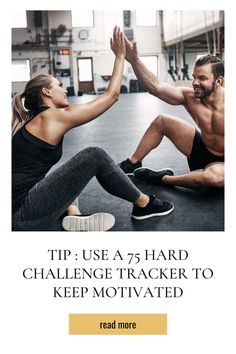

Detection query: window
xmin=78 ymin=58 xmax=93 ymax=81
xmin=12 ymin=60 xmax=30 ymax=82
xmin=71 ymin=10 xmax=94 ymax=27
xmin=12 ymin=11 xmax=27 ymax=28
xmin=140 ymin=56 xmax=158 ymax=76
xmin=136 ymin=10 xmax=157 ymax=26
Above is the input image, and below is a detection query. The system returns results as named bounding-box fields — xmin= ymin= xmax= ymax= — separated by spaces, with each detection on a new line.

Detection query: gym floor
xmin=51 ymin=92 xmax=224 ymax=232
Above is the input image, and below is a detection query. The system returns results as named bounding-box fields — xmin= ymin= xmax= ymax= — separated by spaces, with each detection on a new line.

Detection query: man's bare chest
xmin=185 ymin=102 xmax=224 ymax=135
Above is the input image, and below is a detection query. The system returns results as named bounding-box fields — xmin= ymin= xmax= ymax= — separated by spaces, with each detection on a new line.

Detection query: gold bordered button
xmin=69 ymin=314 xmax=167 ymax=335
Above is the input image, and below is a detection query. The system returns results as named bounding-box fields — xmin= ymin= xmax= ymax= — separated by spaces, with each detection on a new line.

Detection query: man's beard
xmin=194 ymin=82 xmax=215 ymax=99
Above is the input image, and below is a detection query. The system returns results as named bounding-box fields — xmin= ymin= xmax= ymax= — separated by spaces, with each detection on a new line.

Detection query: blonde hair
xmin=12 ymin=74 xmax=53 ymax=136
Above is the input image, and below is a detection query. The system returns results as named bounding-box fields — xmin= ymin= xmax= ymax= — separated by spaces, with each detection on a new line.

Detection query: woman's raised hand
xmin=110 ymin=26 xmax=126 ymax=58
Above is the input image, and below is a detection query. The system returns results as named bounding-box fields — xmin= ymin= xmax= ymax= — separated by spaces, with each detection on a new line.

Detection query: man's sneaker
xmin=132 ymin=195 xmax=174 ymax=220
xmin=62 ymin=213 xmax=115 ymax=231
xmin=134 ymin=167 xmax=174 ymax=184
xmin=118 ymin=158 xmax=142 ymax=175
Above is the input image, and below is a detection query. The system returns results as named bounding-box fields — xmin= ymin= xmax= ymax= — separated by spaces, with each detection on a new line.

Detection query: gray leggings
xmin=12 ymin=147 xmax=141 ymax=231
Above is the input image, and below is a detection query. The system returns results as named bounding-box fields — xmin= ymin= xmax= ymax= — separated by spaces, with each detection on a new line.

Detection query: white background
xmin=1 ymin=1 xmax=234 ymax=353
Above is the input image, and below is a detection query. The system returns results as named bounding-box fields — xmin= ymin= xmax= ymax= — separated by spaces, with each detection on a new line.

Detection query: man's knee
xmin=202 ymin=169 xmax=224 ymax=188
xmin=151 ymin=113 xmax=167 ymax=130
xmin=152 ymin=113 xmax=166 ymax=125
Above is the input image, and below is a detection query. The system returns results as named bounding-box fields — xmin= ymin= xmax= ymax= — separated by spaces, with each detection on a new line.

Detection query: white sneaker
xmin=62 ymin=213 xmax=115 ymax=232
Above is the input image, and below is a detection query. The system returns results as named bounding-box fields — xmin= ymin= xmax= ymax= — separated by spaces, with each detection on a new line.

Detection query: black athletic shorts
xmin=187 ymin=130 xmax=224 ymax=171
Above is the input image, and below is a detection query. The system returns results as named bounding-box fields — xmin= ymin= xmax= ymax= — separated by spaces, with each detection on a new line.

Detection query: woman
xmin=12 ymin=26 xmax=174 ymax=231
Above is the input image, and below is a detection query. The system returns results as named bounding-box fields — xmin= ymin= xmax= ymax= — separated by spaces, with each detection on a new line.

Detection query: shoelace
xmin=150 ymin=195 xmax=164 ymax=207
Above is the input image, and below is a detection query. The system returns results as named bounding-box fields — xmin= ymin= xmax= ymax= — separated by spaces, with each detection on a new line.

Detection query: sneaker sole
xmin=62 ymin=213 xmax=115 ymax=231
xmin=132 ymin=203 xmax=174 ymax=220
xmin=134 ymin=167 xmax=174 ymax=175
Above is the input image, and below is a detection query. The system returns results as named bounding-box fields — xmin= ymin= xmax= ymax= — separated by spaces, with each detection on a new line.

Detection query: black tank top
xmin=12 ymin=107 xmax=63 ymax=213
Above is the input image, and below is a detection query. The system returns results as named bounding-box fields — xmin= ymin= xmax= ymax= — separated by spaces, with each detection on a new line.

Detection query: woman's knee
xmin=76 ymin=147 xmax=114 ymax=172
xmin=68 ymin=147 xmax=115 ymax=177
xmin=78 ymin=146 xmax=108 ymax=160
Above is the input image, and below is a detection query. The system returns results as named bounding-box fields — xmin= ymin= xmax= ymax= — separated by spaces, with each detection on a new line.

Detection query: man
xmin=119 ymin=38 xmax=224 ymax=190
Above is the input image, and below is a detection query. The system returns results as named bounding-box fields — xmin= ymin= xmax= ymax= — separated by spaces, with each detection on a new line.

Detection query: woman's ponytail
xmin=12 ymin=92 xmax=30 ymax=136
xmin=12 ymin=74 xmax=53 ymax=136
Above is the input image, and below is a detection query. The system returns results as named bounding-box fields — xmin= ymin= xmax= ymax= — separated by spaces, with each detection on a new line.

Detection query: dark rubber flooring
xmin=51 ymin=92 xmax=224 ymax=232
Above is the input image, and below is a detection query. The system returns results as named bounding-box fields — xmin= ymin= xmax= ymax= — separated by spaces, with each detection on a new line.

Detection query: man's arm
xmin=125 ymin=37 xmax=188 ymax=105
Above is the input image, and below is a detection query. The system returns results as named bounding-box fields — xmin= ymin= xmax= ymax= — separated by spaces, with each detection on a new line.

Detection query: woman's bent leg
xmin=12 ymin=147 xmax=141 ymax=231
